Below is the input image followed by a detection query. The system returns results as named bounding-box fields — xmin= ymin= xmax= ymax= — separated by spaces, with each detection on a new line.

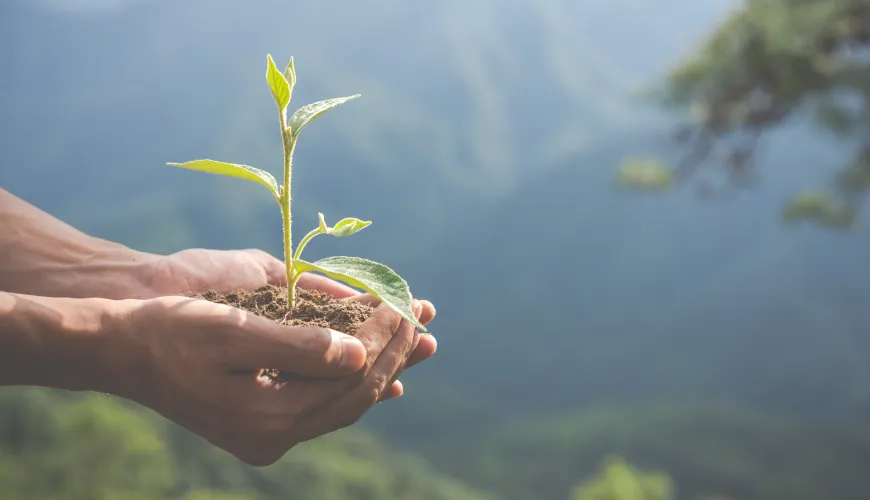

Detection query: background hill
xmin=5 ymin=1 xmax=870 ymax=499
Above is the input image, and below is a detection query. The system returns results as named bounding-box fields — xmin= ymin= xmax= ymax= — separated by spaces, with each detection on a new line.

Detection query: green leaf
xmin=266 ymin=54 xmax=291 ymax=113
xmin=294 ymin=256 xmax=425 ymax=331
xmin=288 ymin=95 xmax=361 ymax=138
xmin=319 ymin=213 xmax=371 ymax=237
xmin=283 ymin=56 xmax=296 ymax=91
xmin=166 ymin=160 xmax=280 ymax=199
xmin=329 ymin=217 xmax=372 ymax=236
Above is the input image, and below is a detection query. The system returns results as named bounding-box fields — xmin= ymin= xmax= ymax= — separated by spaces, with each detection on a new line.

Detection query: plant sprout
xmin=167 ymin=54 xmax=425 ymax=331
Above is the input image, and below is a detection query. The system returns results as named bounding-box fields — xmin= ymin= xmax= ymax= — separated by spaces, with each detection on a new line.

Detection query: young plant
xmin=167 ymin=54 xmax=425 ymax=331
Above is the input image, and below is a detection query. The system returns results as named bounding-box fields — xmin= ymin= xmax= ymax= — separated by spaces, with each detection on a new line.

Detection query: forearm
xmin=0 ymin=187 xmax=158 ymax=299
xmin=0 ymin=291 xmax=130 ymax=394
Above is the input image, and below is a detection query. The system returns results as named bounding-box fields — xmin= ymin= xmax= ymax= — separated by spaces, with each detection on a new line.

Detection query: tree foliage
xmin=571 ymin=456 xmax=675 ymax=500
xmin=629 ymin=0 xmax=870 ymax=228
xmin=0 ymin=388 xmax=492 ymax=500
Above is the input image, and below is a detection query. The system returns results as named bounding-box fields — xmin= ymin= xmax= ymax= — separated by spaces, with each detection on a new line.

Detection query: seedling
xmin=167 ymin=54 xmax=425 ymax=331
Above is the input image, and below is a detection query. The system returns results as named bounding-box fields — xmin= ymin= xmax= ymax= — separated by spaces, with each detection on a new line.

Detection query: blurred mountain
xmin=0 ymin=388 xmax=494 ymax=499
xmin=1 ymin=0 xmax=736 ymax=254
xmin=382 ymin=128 xmax=870 ymax=440
xmin=8 ymin=2 xmax=870 ymax=499
xmin=424 ymin=404 xmax=870 ymax=500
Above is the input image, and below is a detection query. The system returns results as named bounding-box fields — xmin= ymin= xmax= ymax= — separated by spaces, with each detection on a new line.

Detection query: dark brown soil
xmin=196 ymin=285 xmax=375 ymax=382
xmin=198 ymin=285 xmax=374 ymax=333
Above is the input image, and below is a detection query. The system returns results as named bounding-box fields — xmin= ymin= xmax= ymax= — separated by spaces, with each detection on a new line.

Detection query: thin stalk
xmin=280 ymin=117 xmax=298 ymax=309
xmin=294 ymin=227 xmax=322 ymax=262
xmin=286 ymin=226 xmax=323 ymax=297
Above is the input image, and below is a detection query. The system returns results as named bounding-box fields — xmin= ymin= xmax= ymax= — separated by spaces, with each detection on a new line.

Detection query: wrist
xmin=0 ymin=292 xmax=141 ymax=395
xmin=67 ymin=242 xmax=161 ymax=300
xmin=0 ymin=222 xmax=160 ymax=300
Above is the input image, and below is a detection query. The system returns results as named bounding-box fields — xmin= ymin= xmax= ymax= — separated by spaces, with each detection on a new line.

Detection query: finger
xmin=345 ymin=297 xmax=436 ymax=327
xmin=305 ymin=315 xmax=417 ymax=436
xmin=295 ymin=273 xmax=360 ymax=299
xmin=380 ymin=380 xmax=404 ymax=401
xmin=256 ymin=302 xmax=406 ymax=412
xmin=405 ymin=333 xmax=437 ymax=369
xmin=241 ymin=249 xmax=288 ymax=286
xmin=232 ymin=312 xmax=367 ymax=377
xmin=374 ymin=302 xmax=423 ymax=398
xmin=350 ymin=301 xmax=403 ymax=369
xmin=418 ymin=300 xmax=435 ymax=326
xmin=345 ymin=293 xmax=381 ymax=307
xmin=347 ymin=315 xmax=417 ymax=410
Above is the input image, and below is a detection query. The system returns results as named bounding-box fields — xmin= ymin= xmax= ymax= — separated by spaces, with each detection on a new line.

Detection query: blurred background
xmin=3 ymin=0 xmax=870 ymax=498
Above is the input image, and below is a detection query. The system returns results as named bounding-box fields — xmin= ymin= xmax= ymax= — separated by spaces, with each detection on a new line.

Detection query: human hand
xmin=106 ymin=293 xmax=432 ymax=465
xmin=142 ymin=248 xmax=291 ymax=298
xmin=144 ymin=247 xmax=436 ymax=400
xmin=143 ymin=247 xmax=387 ymax=301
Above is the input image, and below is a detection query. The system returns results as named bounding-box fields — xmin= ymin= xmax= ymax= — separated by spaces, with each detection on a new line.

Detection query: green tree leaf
xmin=288 ymin=95 xmax=361 ymax=139
xmin=167 ymin=159 xmax=280 ymax=199
xmin=266 ymin=54 xmax=291 ymax=113
xmin=294 ymin=256 xmax=425 ymax=331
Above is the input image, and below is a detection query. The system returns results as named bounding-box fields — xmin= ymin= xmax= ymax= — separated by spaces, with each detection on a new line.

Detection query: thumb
xmin=234 ymin=316 xmax=367 ymax=378
xmin=239 ymin=248 xmax=287 ymax=286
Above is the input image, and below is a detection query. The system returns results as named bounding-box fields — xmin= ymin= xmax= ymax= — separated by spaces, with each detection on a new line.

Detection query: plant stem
xmin=281 ymin=119 xmax=298 ymax=309
xmin=294 ymin=227 xmax=321 ymax=262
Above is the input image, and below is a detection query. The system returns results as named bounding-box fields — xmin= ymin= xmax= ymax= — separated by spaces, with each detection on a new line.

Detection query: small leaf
xmin=283 ymin=57 xmax=296 ymax=91
xmin=294 ymin=256 xmax=425 ymax=331
xmin=266 ymin=54 xmax=291 ymax=113
xmin=289 ymin=95 xmax=361 ymax=139
xmin=167 ymin=160 xmax=279 ymax=199
xmin=318 ymin=212 xmax=329 ymax=232
xmin=328 ymin=217 xmax=371 ymax=237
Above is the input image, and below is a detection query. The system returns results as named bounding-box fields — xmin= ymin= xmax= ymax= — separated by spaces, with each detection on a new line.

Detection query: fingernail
xmin=334 ymin=331 xmax=365 ymax=370
xmin=412 ymin=300 xmax=422 ymax=319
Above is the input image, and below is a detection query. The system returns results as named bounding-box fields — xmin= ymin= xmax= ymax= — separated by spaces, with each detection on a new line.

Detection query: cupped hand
xmin=146 ymin=247 xmax=438 ymax=400
xmin=146 ymin=247 xmax=399 ymax=302
xmin=146 ymin=248 xmax=437 ymax=399
xmin=109 ymin=294 xmax=426 ymax=466
xmin=144 ymin=248 xmax=290 ymax=298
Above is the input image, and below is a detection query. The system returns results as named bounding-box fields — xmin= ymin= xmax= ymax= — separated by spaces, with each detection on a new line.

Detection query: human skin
xmin=0 ymin=187 xmax=437 ymax=465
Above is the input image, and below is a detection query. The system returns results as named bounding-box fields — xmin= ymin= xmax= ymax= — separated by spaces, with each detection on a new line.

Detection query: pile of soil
xmin=197 ymin=285 xmax=375 ymax=382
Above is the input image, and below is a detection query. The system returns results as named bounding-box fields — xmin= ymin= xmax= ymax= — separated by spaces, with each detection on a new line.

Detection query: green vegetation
xmin=782 ymin=190 xmax=857 ymax=228
xmin=0 ymin=388 xmax=492 ymax=500
xmin=6 ymin=3 xmax=870 ymax=500
xmin=615 ymin=157 xmax=674 ymax=191
xmin=426 ymin=405 xmax=870 ymax=500
xmin=571 ymin=456 xmax=675 ymax=500
xmin=168 ymin=54 xmax=423 ymax=329
xmin=624 ymin=0 xmax=870 ymax=227
xmin=8 ymin=392 xmax=870 ymax=499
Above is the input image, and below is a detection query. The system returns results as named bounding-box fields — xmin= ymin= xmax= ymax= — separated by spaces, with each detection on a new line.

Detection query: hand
xmin=109 ymin=293 xmax=428 ymax=466
xmin=0 ymin=186 xmax=370 ymax=300
xmin=145 ymin=247 xmax=438 ymax=401
xmin=144 ymin=247 xmax=372 ymax=298
xmin=143 ymin=248 xmax=290 ymax=298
